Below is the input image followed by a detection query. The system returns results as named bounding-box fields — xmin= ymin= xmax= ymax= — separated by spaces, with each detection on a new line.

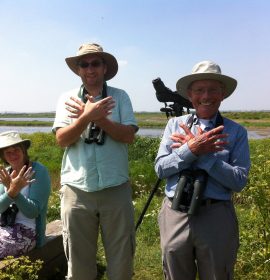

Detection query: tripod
xmin=135 ymin=77 xmax=191 ymax=231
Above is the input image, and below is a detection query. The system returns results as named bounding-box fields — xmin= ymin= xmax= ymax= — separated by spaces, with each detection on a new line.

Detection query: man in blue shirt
xmin=53 ymin=43 xmax=138 ymax=280
xmin=155 ymin=60 xmax=250 ymax=280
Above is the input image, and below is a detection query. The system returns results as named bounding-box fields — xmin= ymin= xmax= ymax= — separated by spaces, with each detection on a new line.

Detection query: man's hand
xmin=65 ymin=96 xmax=85 ymax=118
xmin=170 ymin=124 xmax=204 ymax=148
xmin=170 ymin=123 xmax=228 ymax=155
xmin=83 ymin=95 xmax=115 ymax=121
xmin=65 ymin=95 xmax=115 ymax=122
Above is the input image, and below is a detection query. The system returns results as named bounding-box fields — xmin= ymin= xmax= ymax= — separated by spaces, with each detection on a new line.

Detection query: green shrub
xmin=234 ymin=139 xmax=270 ymax=279
xmin=6 ymin=132 xmax=269 ymax=279
xmin=47 ymin=190 xmax=61 ymax=222
xmin=129 ymin=136 xmax=161 ymax=197
xmin=129 ymin=136 xmax=160 ymax=162
xmin=23 ymin=132 xmax=63 ymax=173
xmin=0 ymin=256 xmax=43 ymax=280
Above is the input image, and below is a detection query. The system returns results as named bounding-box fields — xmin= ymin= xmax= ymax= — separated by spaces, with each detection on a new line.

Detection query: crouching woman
xmin=0 ymin=131 xmax=51 ymax=259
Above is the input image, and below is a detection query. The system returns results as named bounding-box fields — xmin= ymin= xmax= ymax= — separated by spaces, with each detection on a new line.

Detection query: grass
xmin=1 ymin=118 xmax=269 ymax=279
xmin=0 ymin=120 xmax=53 ymax=126
xmin=133 ymin=195 xmax=163 ymax=280
xmin=24 ymin=133 xmax=270 ymax=280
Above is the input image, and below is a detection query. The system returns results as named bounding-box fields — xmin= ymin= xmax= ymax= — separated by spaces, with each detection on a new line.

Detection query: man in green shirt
xmin=53 ymin=43 xmax=138 ymax=280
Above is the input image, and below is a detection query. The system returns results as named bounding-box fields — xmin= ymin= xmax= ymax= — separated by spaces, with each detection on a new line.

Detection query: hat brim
xmin=0 ymin=139 xmax=31 ymax=151
xmin=65 ymin=52 xmax=118 ymax=81
xmin=176 ymin=73 xmax=237 ymax=100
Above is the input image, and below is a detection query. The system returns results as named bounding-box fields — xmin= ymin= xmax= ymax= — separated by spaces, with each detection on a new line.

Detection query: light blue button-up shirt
xmin=155 ymin=113 xmax=250 ymax=200
xmin=53 ymin=85 xmax=137 ymax=192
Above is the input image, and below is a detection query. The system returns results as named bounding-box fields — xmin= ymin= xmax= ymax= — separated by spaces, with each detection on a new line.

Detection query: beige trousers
xmin=60 ymin=182 xmax=135 ymax=280
xmin=158 ymin=197 xmax=239 ymax=280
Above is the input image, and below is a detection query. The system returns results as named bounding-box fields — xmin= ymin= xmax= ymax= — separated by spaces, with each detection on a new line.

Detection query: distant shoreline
xmin=0 ymin=126 xmax=269 ymax=139
xmin=0 ymin=111 xmax=270 ymax=138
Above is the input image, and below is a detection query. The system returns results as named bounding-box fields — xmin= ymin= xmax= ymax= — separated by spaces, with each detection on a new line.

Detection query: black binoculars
xmin=84 ymin=122 xmax=105 ymax=145
xmin=171 ymin=169 xmax=208 ymax=215
xmin=0 ymin=203 xmax=19 ymax=227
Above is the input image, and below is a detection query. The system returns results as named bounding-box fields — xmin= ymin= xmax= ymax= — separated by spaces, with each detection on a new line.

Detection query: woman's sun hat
xmin=176 ymin=60 xmax=237 ymax=99
xmin=65 ymin=43 xmax=118 ymax=81
xmin=0 ymin=131 xmax=31 ymax=150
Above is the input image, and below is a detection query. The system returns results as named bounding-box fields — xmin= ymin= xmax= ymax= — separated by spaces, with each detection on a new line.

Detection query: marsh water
xmin=0 ymin=126 xmax=268 ymax=139
xmin=0 ymin=118 xmax=268 ymax=139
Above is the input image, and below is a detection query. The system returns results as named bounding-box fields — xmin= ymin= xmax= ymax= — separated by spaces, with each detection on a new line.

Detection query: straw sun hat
xmin=176 ymin=60 xmax=237 ymax=100
xmin=65 ymin=43 xmax=118 ymax=81
xmin=0 ymin=131 xmax=31 ymax=150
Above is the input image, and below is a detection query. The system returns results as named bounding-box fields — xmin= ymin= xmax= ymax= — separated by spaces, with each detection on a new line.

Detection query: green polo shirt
xmin=53 ymin=85 xmax=137 ymax=192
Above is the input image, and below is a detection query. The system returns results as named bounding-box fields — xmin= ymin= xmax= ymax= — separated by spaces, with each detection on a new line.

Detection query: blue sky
xmin=0 ymin=0 xmax=269 ymax=112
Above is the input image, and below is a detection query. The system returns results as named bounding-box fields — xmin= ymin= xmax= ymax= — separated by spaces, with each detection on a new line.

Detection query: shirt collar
xmin=195 ymin=113 xmax=218 ymax=129
xmin=80 ymin=85 xmax=102 ymax=101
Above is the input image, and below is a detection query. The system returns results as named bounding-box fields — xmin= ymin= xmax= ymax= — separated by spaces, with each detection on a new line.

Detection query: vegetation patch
xmin=0 ymin=128 xmax=269 ymax=279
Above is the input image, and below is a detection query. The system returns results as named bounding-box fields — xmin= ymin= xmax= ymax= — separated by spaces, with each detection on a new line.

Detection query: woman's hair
xmin=0 ymin=143 xmax=29 ymax=165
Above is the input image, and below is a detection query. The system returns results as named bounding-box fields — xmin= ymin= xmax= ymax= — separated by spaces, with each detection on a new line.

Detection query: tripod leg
xmin=135 ymin=178 xmax=161 ymax=231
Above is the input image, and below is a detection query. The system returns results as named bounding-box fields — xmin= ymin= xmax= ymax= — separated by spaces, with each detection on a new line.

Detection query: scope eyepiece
xmin=152 ymin=77 xmax=193 ymax=109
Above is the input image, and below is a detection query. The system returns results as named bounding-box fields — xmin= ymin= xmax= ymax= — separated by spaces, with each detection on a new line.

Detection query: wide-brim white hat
xmin=0 ymin=131 xmax=31 ymax=150
xmin=65 ymin=43 xmax=118 ymax=81
xmin=176 ymin=60 xmax=237 ymax=99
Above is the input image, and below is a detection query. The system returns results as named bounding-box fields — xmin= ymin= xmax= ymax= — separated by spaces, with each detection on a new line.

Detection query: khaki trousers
xmin=158 ymin=197 xmax=239 ymax=280
xmin=60 ymin=182 xmax=135 ymax=280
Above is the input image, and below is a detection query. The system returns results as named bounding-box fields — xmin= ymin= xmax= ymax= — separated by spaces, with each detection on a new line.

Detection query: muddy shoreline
xmin=248 ymin=127 xmax=270 ymax=137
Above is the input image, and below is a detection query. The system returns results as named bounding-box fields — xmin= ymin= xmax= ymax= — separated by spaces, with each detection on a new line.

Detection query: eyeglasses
xmin=191 ymin=87 xmax=223 ymax=95
xmin=78 ymin=60 xmax=103 ymax=69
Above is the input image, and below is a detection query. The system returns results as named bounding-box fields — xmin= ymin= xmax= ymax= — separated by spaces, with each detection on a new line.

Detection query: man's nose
xmin=200 ymin=90 xmax=212 ymax=97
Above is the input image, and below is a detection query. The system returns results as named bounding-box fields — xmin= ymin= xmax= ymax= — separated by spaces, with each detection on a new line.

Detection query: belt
xmin=201 ymin=198 xmax=225 ymax=206
xmin=167 ymin=197 xmax=225 ymax=206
